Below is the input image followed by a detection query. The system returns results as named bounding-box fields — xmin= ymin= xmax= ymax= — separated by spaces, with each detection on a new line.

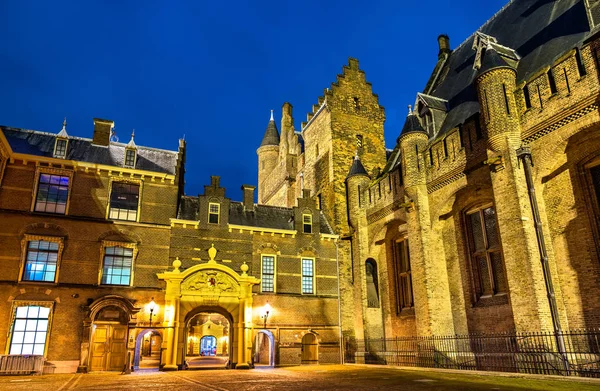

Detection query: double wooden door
xmin=90 ymin=323 xmax=128 ymax=371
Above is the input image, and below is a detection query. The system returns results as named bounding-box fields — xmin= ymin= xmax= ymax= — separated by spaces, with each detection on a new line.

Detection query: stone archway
xmin=157 ymin=245 xmax=260 ymax=370
xmin=254 ymin=329 xmax=275 ymax=367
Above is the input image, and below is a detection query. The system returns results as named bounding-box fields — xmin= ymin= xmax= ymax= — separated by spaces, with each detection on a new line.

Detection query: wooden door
xmin=301 ymin=333 xmax=318 ymax=364
xmin=90 ymin=324 xmax=128 ymax=371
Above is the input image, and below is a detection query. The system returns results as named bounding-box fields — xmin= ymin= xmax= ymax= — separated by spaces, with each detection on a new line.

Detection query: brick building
xmin=260 ymin=0 xmax=600 ymax=347
xmin=1 ymin=0 xmax=600 ymax=375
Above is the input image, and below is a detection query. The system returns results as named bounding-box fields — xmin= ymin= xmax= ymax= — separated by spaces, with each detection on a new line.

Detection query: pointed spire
xmin=260 ymin=110 xmax=280 ymax=147
xmin=57 ymin=117 xmax=69 ymax=138
xmin=399 ymin=104 xmax=427 ymax=138
xmin=476 ymin=46 xmax=514 ymax=78
xmin=127 ymin=129 xmax=137 ymax=148
xmin=346 ymin=154 xmax=369 ymax=180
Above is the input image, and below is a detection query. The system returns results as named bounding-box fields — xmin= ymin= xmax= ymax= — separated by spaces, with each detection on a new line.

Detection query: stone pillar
xmin=400 ymin=132 xmax=455 ymax=336
xmin=476 ymin=66 xmax=556 ymax=332
xmin=76 ymin=320 xmax=91 ymax=373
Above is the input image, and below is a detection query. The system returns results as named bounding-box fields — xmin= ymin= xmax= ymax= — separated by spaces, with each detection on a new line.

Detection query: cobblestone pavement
xmin=1 ymin=365 xmax=599 ymax=390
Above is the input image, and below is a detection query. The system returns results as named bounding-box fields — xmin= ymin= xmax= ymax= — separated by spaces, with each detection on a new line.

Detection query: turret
xmin=398 ymin=106 xmax=428 ymax=188
xmin=473 ymin=43 xmax=520 ymax=152
xmin=257 ymin=110 xmax=280 ymax=203
xmin=345 ymin=154 xmax=370 ymax=230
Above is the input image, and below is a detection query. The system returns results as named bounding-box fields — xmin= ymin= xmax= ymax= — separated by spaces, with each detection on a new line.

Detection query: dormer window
xmin=424 ymin=112 xmax=434 ymax=136
xmin=54 ymin=138 xmax=68 ymax=159
xmin=124 ymin=130 xmax=137 ymax=169
xmin=124 ymin=148 xmax=136 ymax=168
xmin=302 ymin=213 xmax=312 ymax=234
xmin=53 ymin=118 xmax=69 ymax=159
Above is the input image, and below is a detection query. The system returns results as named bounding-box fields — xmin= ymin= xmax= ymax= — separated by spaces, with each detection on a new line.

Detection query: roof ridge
xmin=452 ymin=0 xmax=518 ymax=54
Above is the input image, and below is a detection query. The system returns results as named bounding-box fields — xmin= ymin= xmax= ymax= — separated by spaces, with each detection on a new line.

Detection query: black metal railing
xmin=343 ymin=329 xmax=600 ymax=378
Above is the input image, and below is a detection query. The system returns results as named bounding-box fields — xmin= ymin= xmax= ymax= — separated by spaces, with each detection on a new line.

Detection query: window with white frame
xmin=302 ymin=213 xmax=312 ymax=234
xmin=101 ymin=246 xmax=134 ymax=285
xmin=53 ymin=138 xmax=68 ymax=158
xmin=34 ymin=173 xmax=70 ymax=214
xmin=109 ymin=182 xmax=140 ymax=221
xmin=302 ymin=258 xmax=314 ymax=294
xmin=23 ymin=240 xmax=59 ymax=282
xmin=10 ymin=305 xmax=51 ymax=355
xmin=261 ymin=255 xmax=275 ymax=293
xmin=209 ymin=203 xmax=220 ymax=224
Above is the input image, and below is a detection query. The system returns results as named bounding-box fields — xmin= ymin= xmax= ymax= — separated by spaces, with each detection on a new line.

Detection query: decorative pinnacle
xmin=408 ymin=105 xmax=413 ymax=115
xmin=270 ymin=109 xmax=274 ymax=121
xmin=131 ymin=129 xmax=135 ymax=140
xmin=63 ymin=117 xmax=67 ymax=128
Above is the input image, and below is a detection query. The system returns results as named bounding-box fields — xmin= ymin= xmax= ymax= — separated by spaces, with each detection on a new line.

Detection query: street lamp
xmin=149 ymin=298 xmax=156 ymax=327
xmin=260 ymin=303 xmax=271 ymax=328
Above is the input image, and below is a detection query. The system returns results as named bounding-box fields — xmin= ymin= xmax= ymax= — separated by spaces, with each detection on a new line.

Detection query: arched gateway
xmin=157 ymin=245 xmax=260 ymax=370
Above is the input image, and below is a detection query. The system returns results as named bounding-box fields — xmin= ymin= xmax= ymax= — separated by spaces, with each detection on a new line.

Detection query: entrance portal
xmin=301 ymin=333 xmax=318 ymax=365
xmin=134 ymin=329 xmax=162 ymax=370
xmin=185 ymin=312 xmax=229 ymax=369
xmin=89 ymin=305 xmax=129 ymax=371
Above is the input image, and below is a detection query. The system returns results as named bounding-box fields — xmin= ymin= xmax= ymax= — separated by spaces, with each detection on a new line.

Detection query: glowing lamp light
xmin=260 ymin=303 xmax=272 ymax=328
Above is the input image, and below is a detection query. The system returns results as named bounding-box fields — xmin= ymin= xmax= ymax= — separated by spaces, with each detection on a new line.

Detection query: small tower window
xmin=353 ymin=97 xmax=360 ymax=111
xmin=209 ymin=203 xmax=220 ymax=224
xmin=523 ymin=85 xmax=532 ymax=109
xmin=302 ymin=213 xmax=312 ymax=234
xmin=547 ymin=70 xmax=557 ymax=94
xmin=575 ymin=48 xmax=586 ymax=77
xmin=502 ymin=84 xmax=511 ymax=115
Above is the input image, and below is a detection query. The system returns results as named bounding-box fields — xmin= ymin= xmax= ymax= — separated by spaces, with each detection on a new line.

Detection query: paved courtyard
xmin=1 ymin=365 xmax=599 ymax=390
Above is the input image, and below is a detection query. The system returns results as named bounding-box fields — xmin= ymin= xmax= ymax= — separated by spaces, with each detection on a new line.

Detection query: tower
xmin=257 ymin=110 xmax=280 ymax=204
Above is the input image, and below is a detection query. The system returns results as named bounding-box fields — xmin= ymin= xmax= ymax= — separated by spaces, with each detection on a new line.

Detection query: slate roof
xmin=347 ymin=156 xmax=369 ymax=179
xmin=417 ymin=93 xmax=448 ymax=111
xmin=177 ymin=198 xmax=334 ymax=234
xmin=260 ymin=119 xmax=280 ymax=147
xmin=1 ymin=126 xmax=179 ymax=175
xmin=424 ymin=0 xmax=590 ymax=137
xmin=476 ymin=47 xmax=514 ymax=77
xmin=400 ymin=113 xmax=427 ymax=137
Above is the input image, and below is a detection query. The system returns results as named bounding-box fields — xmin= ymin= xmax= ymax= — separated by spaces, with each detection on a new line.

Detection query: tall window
xmin=261 ymin=255 xmax=275 ymax=293
xmin=465 ymin=206 xmax=507 ymax=300
xmin=124 ymin=149 xmax=136 ymax=168
xmin=208 ymin=203 xmax=220 ymax=224
xmin=10 ymin=305 xmax=50 ymax=355
xmin=302 ymin=258 xmax=314 ymax=294
xmin=109 ymin=182 xmax=140 ymax=221
xmin=392 ymin=238 xmax=413 ymax=313
xmin=365 ymin=259 xmax=379 ymax=307
xmin=23 ymin=240 xmax=59 ymax=282
xmin=303 ymin=214 xmax=312 ymax=234
xmin=54 ymin=138 xmax=67 ymax=158
xmin=34 ymin=174 xmax=69 ymax=214
xmin=101 ymin=246 xmax=133 ymax=286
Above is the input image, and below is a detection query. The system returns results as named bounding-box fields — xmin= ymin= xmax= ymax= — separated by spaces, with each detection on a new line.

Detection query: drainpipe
xmin=516 ymin=146 xmax=569 ymax=375
xmin=335 ymin=239 xmax=344 ymax=364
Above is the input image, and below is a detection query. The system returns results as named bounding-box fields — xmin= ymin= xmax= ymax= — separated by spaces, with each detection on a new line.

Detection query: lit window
xmin=261 ymin=255 xmax=275 ymax=293
xmin=23 ymin=240 xmax=59 ymax=282
xmin=465 ymin=206 xmax=507 ymax=299
xmin=303 ymin=214 xmax=312 ymax=234
xmin=109 ymin=182 xmax=140 ymax=221
xmin=54 ymin=139 xmax=67 ymax=158
xmin=209 ymin=203 xmax=220 ymax=224
xmin=302 ymin=258 xmax=314 ymax=294
xmin=101 ymin=246 xmax=133 ymax=286
xmin=34 ymin=174 xmax=69 ymax=214
xmin=124 ymin=149 xmax=136 ymax=168
xmin=10 ymin=305 xmax=51 ymax=355
xmin=392 ymin=238 xmax=413 ymax=312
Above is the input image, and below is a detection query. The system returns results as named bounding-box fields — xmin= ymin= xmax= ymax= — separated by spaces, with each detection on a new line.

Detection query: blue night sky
xmin=0 ymin=1 xmax=507 ymax=201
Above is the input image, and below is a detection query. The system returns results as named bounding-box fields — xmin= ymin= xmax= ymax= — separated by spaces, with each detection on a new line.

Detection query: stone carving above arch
xmin=182 ymin=270 xmax=239 ymax=295
xmin=86 ymin=294 xmax=140 ymax=324
xmin=297 ymin=246 xmax=317 ymax=256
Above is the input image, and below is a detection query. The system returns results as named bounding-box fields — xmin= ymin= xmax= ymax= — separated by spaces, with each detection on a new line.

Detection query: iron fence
xmin=344 ymin=330 xmax=600 ymax=378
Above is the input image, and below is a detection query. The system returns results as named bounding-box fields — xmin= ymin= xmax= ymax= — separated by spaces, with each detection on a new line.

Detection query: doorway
xmin=185 ymin=312 xmax=230 ymax=369
xmin=301 ymin=333 xmax=318 ymax=365
xmin=254 ymin=330 xmax=275 ymax=367
xmin=90 ymin=305 xmax=129 ymax=371
xmin=134 ymin=329 xmax=162 ymax=370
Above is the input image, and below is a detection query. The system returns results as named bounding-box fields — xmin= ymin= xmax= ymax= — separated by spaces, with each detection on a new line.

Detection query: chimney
xmin=241 ymin=185 xmax=256 ymax=212
xmin=210 ymin=176 xmax=220 ymax=188
xmin=302 ymin=189 xmax=311 ymax=199
xmin=438 ymin=34 xmax=451 ymax=58
xmin=92 ymin=118 xmax=114 ymax=146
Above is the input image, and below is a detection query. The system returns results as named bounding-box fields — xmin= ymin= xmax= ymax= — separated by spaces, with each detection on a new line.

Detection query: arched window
xmin=365 ymin=259 xmax=379 ymax=308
